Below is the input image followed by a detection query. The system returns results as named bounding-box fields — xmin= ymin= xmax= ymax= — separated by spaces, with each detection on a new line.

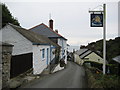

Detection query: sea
xmin=68 ymin=45 xmax=80 ymax=52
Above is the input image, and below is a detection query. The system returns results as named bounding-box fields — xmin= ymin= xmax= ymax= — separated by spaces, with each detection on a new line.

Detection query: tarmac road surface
xmin=19 ymin=61 xmax=88 ymax=88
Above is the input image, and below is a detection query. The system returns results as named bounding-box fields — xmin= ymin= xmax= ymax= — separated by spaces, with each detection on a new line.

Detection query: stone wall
xmin=0 ymin=42 xmax=13 ymax=89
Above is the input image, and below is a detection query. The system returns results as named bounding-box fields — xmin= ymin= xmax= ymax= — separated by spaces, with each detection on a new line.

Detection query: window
xmin=42 ymin=49 xmax=45 ymax=59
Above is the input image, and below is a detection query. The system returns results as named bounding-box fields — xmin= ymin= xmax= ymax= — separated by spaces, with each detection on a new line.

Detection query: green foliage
xmin=108 ymin=62 xmax=119 ymax=75
xmin=84 ymin=61 xmax=103 ymax=71
xmin=86 ymin=68 xmax=120 ymax=88
xmin=86 ymin=37 xmax=120 ymax=75
xmin=1 ymin=3 xmax=20 ymax=27
xmin=93 ymin=73 xmax=120 ymax=88
xmin=87 ymin=37 xmax=120 ymax=64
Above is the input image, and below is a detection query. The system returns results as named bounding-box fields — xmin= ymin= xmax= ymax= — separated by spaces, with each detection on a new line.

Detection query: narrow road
xmin=20 ymin=61 xmax=88 ymax=88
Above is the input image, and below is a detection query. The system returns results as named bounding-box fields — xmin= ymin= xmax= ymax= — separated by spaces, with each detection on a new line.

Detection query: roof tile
xmin=29 ymin=23 xmax=67 ymax=40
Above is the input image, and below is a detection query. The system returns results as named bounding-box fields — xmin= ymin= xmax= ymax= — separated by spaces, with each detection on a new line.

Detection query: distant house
xmin=29 ymin=19 xmax=67 ymax=64
xmin=75 ymin=49 xmax=104 ymax=65
xmin=0 ymin=23 xmax=60 ymax=77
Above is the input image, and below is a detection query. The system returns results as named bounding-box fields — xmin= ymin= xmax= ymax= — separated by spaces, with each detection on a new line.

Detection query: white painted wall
xmin=33 ymin=45 xmax=50 ymax=74
xmin=84 ymin=52 xmax=104 ymax=64
xmin=0 ymin=25 xmax=32 ymax=55
xmin=75 ymin=52 xmax=103 ymax=65
xmin=0 ymin=25 xmax=52 ymax=75
xmin=74 ymin=53 xmax=84 ymax=65
xmin=58 ymin=38 xmax=67 ymax=64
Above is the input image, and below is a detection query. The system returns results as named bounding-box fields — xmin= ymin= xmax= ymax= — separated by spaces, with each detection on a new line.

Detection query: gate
xmin=10 ymin=53 xmax=33 ymax=78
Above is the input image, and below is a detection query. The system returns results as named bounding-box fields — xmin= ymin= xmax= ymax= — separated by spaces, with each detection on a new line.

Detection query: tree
xmin=86 ymin=37 xmax=120 ymax=63
xmin=1 ymin=3 xmax=20 ymax=27
xmin=80 ymin=45 xmax=86 ymax=49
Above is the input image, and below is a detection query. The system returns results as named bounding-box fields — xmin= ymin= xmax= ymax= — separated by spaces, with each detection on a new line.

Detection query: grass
xmin=86 ymin=67 xmax=120 ymax=88
xmin=93 ymin=73 xmax=120 ymax=88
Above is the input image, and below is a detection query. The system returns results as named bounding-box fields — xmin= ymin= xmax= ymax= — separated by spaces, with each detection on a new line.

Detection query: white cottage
xmin=29 ymin=19 xmax=68 ymax=64
xmin=75 ymin=49 xmax=104 ymax=65
xmin=0 ymin=23 xmax=60 ymax=76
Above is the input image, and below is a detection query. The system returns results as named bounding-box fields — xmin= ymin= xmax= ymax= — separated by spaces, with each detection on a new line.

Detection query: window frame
xmin=42 ymin=49 xmax=45 ymax=59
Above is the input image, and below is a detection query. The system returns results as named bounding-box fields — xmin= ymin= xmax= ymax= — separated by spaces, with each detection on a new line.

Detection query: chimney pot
xmin=55 ymin=29 xmax=58 ymax=33
xmin=49 ymin=19 xmax=53 ymax=29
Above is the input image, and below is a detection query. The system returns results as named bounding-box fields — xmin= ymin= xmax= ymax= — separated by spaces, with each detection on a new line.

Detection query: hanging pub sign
xmin=91 ymin=14 xmax=103 ymax=27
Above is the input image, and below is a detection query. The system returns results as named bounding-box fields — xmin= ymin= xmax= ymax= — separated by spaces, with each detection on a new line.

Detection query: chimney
xmin=55 ymin=29 xmax=58 ymax=33
xmin=49 ymin=19 xmax=53 ymax=30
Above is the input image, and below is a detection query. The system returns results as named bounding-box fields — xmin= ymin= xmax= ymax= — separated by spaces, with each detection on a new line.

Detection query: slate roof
xmin=80 ymin=50 xmax=92 ymax=59
xmin=8 ymin=23 xmax=60 ymax=48
xmin=29 ymin=23 xmax=67 ymax=40
xmin=113 ymin=55 xmax=120 ymax=63
xmin=76 ymin=49 xmax=89 ymax=56
xmin=76 ymin=48 xmax=102 ymax=59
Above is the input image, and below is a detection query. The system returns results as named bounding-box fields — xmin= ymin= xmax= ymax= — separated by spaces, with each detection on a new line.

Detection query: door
xmin=47 ymin=48 xmax=49 ymax=65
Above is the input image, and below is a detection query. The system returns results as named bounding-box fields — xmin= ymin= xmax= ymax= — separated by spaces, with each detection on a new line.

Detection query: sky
xmin=1 ymin=0 xmax=119 ymax=46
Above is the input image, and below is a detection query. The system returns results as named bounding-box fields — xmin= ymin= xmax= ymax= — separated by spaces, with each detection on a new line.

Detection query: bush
xmin=107 ymin=63 xmax=119 ymax=75
xmin=86 ymin=67 xmax=120 ymax=88
xmin=84 ymin=61 xmax=120 ymax=75
xmin=84 ymin=61 xmax=103 ymax=71
xmin=95 ymin=74 xmax=120 ymax=88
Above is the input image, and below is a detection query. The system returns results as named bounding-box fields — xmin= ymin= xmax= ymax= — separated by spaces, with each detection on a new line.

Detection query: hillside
xmin=86 ymin=37 xmax=120 ymax=64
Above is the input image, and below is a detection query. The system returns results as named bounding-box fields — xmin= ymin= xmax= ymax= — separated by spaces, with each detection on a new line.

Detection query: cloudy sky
xmin=2 ymin=0 xmax=119 ymax=46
